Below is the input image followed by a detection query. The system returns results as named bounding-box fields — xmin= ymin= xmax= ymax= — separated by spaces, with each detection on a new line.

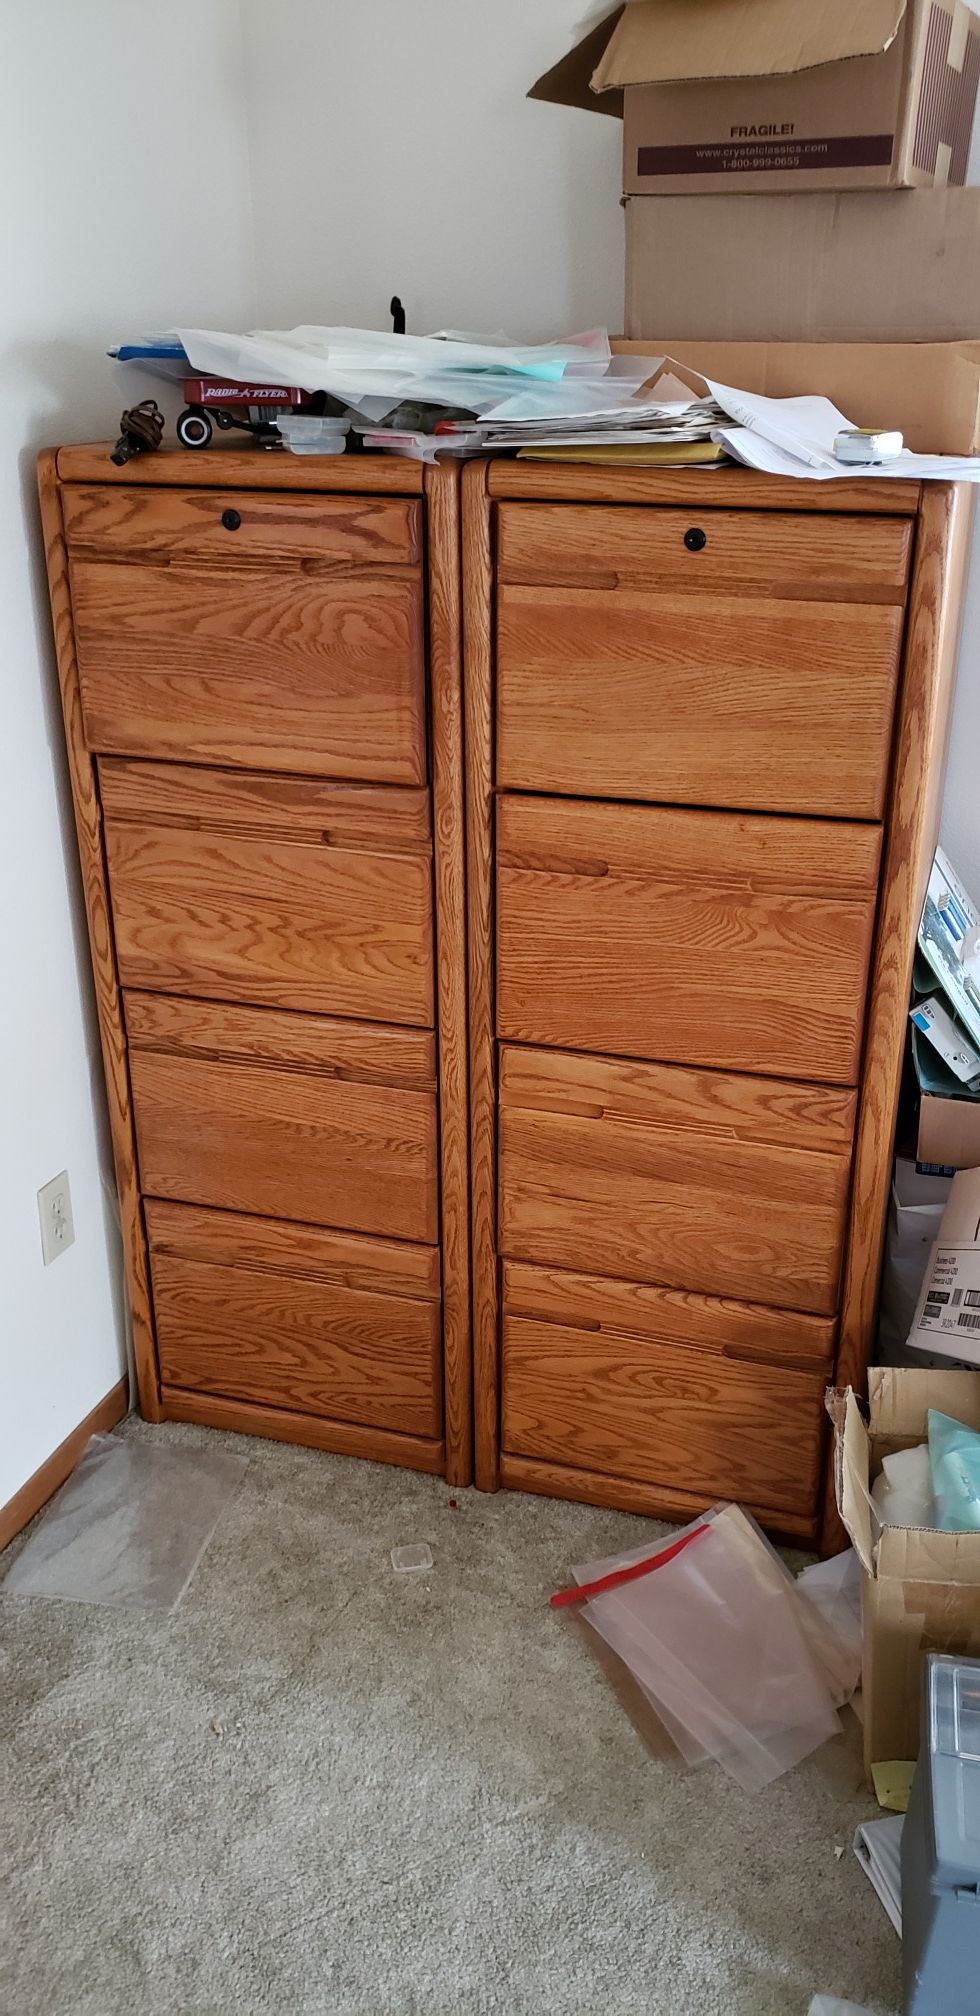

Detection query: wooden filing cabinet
xmin=462 ymin=459 xmax=972 ymax=1545
xmin=39 ymin=447 xmax=470 ymax=1483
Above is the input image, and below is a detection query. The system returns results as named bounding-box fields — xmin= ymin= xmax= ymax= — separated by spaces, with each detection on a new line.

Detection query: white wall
xmin=240 ymin=0 xmax=623 ymax=339
xmin=240 ymin=0 xmax=978 ymax=881
xmin=0 ymin=0 xmax=256 ymax=1507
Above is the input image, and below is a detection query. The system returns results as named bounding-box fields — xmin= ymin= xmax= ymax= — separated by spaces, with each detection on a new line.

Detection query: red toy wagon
xmin=176 ymin=376 xmax=319 ymax=448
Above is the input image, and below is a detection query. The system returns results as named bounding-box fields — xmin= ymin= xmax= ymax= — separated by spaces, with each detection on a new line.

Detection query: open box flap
xmin=528 ymin=8 xmax=626 ymax=117
xmin=530 ymin=0 xmax=907 ymax=111
xmin=869 ymin=1364 xmax=980 ymax=1440
xmin=833 ymin=1388 xmax=877 ymax=1578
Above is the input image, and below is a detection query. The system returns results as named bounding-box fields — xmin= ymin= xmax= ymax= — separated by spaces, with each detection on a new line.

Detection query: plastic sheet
xmin=929 ymin=1408 xmax=980 ymax=1529
xmin=570 ymin=1504 xmax=841 ymax=1792
xmin=2 ymin=1433 xmax=246 ymax=1610
xmin=870 ymin=1442 xmax=935 ymax=1528
xmin=795 ymin=1548 xmax=863 ymax=1706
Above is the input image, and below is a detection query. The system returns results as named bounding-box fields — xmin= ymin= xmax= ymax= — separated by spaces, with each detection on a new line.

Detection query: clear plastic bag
xmin=929 ymin=1408 xmax=980 ymax=1529
xmin=570 ymin=1504 xmax=841 ymax=1792
xmin=795 ymin=1547 xmax=864 ymax=1705
xmin=2 ymin=1433 xmax=247 ymax=1610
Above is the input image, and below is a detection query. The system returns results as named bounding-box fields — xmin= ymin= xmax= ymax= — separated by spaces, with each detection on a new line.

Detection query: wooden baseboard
xmin=0 ymin=1376 xmax=129 ymax=1553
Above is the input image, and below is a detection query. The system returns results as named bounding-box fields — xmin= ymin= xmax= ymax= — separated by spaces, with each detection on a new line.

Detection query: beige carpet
xmin=0 ymin=1417 xmax=900 ymax=2016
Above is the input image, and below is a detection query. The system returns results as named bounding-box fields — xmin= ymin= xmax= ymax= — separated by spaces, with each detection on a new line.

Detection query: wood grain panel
xmin=425 ymin=463 xmax=472 ymax=1484
xmin=461 ymin=462 xmax=500 ymax=1489
xmin=498 ymin=1452 xmax=817 ymax=1542
xmin=99 ymin=756 xmax=432 ymax=851
xmin=147 ymin=1202 xmax=441 ymax=1438
xmin=125 ymin=990 xmax=436 ymax=1086
xmin=146 ymin=1196 xmax=441 ymax=1295
xmin=497 ymin=795 xmax=881 ymax=1084
xmin=497 ymin=503 xmax=912 ymax=596
xmin=502 ymin=1261 xmax=829 ymax=1515
xmin=128 ymin=993 xmax=438 ymax=1241
xmin=57 ymin=444 xmax=425 ymax=494
xmin=826 ymin=480 xmax=975 ymax=1546
xmin=63 ymin=485 xmax=420 ymax=567
xmin=162 ymin=1389 xmax=444 ymax=1473
xmin=71 ymin=559 xmax=426 ymax=783
xmin=497 ymin=584 xmax=903 ymax=817
xmin=35 ymin=453 xmax=161 ymax=1419
xmin=101 ymin=761 xmax=434 ymax=1024
xmin=487 ymin=460 xmax=921 ymax=514
xmin=499 ymin=1045 xmax=855 ymax=1314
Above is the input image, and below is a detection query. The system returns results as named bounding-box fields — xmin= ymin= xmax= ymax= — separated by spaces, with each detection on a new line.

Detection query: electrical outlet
xmin=37 ymin=1170 xmax=75 ymax=1266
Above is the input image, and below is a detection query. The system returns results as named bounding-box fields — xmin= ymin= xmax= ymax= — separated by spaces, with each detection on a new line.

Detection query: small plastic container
xmin=275 ymin=414 xmax=350 ymax=456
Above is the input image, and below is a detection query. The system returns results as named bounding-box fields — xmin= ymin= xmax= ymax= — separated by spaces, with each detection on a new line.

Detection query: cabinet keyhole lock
xmin=684 ymin=527 xmax=707 ymax=552
xmin=221 ymin=508 xmax=242 ymax=531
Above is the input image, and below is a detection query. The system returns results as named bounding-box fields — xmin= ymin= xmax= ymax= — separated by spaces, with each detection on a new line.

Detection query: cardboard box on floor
xmin=834 ymin=1367 xmax=980 ymax=1774
xmin=919 ymin=1092 xmax=980 ymax=1166
xmin=624 ymin=188 xmax=980 ymax=345
xmin=611 ymin=338 xmax=980 ymax=453
xmin=530 ymin=0 xmax=980 ymax=194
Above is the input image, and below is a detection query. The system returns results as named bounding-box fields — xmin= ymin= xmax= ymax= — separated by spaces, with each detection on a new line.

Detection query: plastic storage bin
xmin=902 ymin=1652 xmax=980 ymax=2014
xmin=275 ymin=415 xmax=350 ymax=455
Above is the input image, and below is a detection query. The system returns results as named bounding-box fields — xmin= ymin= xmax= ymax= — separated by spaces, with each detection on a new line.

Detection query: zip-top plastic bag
xmin=558 ymin=1503 xmax=841 ymax=1793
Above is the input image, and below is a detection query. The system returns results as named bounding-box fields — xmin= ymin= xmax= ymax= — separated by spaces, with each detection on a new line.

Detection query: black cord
xmin=111 ymin=399 xmax=165 ymax=465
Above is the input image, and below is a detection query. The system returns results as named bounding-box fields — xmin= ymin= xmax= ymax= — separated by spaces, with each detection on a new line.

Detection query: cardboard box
xmin=835 ymin=1367 xmax=980 ymax=1771
xmin=531 ymin=0 xmax=980 ymax=194
xmin=624 ymin=188 xmax=980 ymax=344
xmin=611 ymin=336 xmax=980 ymax=451
xmin=918 ymin=1091 xmax=980 ymax=1166
xmin=908 ymin=1165 xmax=980 ymax=1359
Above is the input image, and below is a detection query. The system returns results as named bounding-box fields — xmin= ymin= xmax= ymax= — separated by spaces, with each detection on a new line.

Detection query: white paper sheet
xmin=853 ymin=1813 xmax=904 ymax=1935
xmin=704 ymin=375 xmax=980 ymax=479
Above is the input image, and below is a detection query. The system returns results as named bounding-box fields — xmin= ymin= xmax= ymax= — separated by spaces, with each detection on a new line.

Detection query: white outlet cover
xmin=37 ymin=1169 xmax=75 ymax=1266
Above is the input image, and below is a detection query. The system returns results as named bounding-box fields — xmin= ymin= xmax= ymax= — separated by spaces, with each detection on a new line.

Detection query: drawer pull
xmin=221 ymin=507 xmax=242 ymax=531
xmin=683 ymin=526 xmax=707 ymax=552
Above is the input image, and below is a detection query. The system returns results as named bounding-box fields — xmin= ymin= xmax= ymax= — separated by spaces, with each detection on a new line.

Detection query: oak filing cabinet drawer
xmin=501 ymin=1261 xmax=832 ymax=1521
xmin=496 ymin=503 xmax=911 ymax=817
xmin=128 ymin=994 xmax=439 ymax=1245
xmin=496 ymin=793 xmax=881 ymax=1086
xmin=66 ymin=484 xmax=426 ymax=783
xmin=465 ymin=456 xmax=971 ymax=1544
xmin=498 ymin=1045 xmax=855 ymax=1315
xmin=147 ymin=1202 xmax=443 ymax=1440
xmin=41 ymin=446 xmax=469 ymax=1485
xmin=101 ymin=758 xmax=435 ymax=1027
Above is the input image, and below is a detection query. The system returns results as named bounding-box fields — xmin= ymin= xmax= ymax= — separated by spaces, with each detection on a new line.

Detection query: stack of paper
xmin=112 ymin=327 xmax=980 ymax=478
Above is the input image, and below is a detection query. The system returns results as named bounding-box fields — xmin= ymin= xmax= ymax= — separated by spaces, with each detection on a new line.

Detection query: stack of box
xmin=530 ymin=0 xmax=980 ymax=450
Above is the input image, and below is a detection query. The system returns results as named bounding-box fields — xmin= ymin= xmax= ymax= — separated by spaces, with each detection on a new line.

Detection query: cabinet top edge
xmin=51 ymin=444 xmax=426 ymax=496
xmin=485 ymin=459 xmax=926 ymax=515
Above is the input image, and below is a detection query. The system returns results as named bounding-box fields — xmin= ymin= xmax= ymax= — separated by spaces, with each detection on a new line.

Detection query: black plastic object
xmin=684 ymin=527 xmax=707 ymax=552
xmin=221 ymin=508 xmax=242 ymax=531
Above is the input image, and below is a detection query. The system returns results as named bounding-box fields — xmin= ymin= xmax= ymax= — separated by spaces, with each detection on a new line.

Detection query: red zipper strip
xmin=549 ymin=1522 xmax=710 ymax=1609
